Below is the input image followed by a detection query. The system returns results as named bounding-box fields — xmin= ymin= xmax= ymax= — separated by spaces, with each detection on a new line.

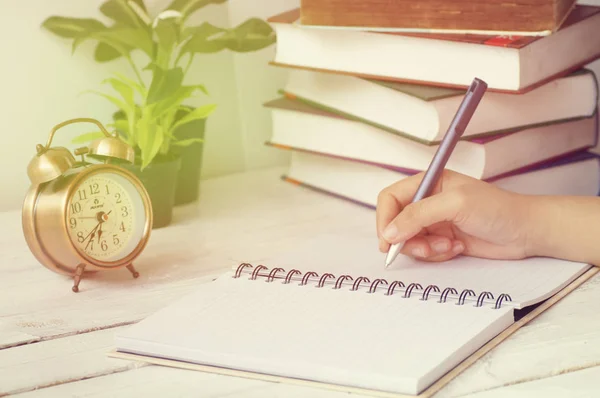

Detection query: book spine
xmin=299 ymin=0 xmax=564 ymax=33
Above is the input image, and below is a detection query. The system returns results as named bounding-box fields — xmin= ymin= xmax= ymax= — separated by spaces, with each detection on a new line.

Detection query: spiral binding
xmin=233 ymin=263 xmax=513 ymax=309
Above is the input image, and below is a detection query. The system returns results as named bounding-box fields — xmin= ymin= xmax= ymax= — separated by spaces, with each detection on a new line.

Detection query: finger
xmin=419 ymin=240 xmax=465 ymax=262
xmin=379 ymin=238 xmax=390 ymax=253
xmin=376 ymin=173 xmax=430 ymax=238
xmin=382 ymin=190 xmax=464 ymax=244
xmin=376 ymin=188 xmax=403 ymax=240
xmin=376 ymin=170 xmax=469 ymax=239
xmin=379 ymin=227 xmax=428 ymax=253
xmin=404 ymin=239 xmax=465 ymax=262
xmin=401 ymin=235 xmax=453 ymax=258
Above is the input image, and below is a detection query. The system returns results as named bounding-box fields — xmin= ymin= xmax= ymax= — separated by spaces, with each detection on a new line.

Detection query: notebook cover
xmin=108 ymin=267 xmax=599 ymax=397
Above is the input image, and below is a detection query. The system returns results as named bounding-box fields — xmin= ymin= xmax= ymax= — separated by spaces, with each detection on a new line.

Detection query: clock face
xmin=65 ymin=170 xmax=148 ymax=264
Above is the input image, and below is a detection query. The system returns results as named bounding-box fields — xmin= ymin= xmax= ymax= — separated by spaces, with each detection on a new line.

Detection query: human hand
xmin=376 ymin=170 xmax=535 ymax=262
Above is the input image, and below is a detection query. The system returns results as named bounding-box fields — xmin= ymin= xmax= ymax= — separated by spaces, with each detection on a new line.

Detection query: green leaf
xmin=73 ymin=30 xmax=129 ymax=57
xmin=74 ymin=26 xmax=154 ymax=59
xmin=106 ymin=27 xmax=154 ymax=57
xmin=136 ymin=114 xmax=164 ymax=169
xmin=155 ymin=16 xmax=180 ymax=49
xmin=71 ymin=131 xmax=106 ymax=144
xmin=146 ymin=66 xmax=183 ymax=104
xmin=100 ymin=0 xmax=148 ymax=27
xmin=111 ymin=119 xmax=131 ymax=134
xmin=179 ymin=22 xmax=227 ymax=55
xmin=223 ymin=18 xmax=276 ymax=52
xmin=179 ymin=18 xmax=275 ymax=56
xmin=172 ymin=137 xmax=204 ymax=146
xmin=94 ymin=41 xmax=123 ymax=62
xmin=165 ymin=0 xmax=227 ymax=19
xmin=111 ymin=72 xmax=147 ymax=96
xmin=151 ymin=84 xmax=206 ymax=118
xmin=84 ymin=89 xmax=129 ymax=113
xmin=102 ymin=77 xmax=136 ymax=117
xmin=172 ymin=103 xmax=216 ymax=130
xmin=154 ymin=16 xmax=180 ymax=68
xmin=41 ymin=16 xmax=106 ymax=38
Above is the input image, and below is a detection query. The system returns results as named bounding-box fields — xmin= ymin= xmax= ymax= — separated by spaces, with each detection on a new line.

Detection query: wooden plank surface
xmin=435 ymin=270 xmax=600 ymax=397
xmin=0 ymin=167 xmax=371 ymax=349
xmin=10 ymin=365 xmax=368 ymax=398
xmin=463 ymin=366 xmax=600 ymax=397
xmin=3 ymin=166 xmax=600 ymax=397
xmin=0 ymin=326 xmax=140 ymax=396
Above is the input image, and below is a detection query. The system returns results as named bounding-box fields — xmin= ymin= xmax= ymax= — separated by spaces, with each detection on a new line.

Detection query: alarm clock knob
xmin=27 ymin=144 xmax=76 ymax=185
xmin=87 ymin=134 xmax=135 ymax=164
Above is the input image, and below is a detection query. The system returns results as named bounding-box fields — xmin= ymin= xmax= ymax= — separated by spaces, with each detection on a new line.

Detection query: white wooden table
xmin=2 ymin=166 xmax=600 ymax=397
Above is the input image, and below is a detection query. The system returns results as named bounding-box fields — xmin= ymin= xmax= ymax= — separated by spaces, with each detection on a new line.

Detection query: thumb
xmin=381 ymin=191 xmax=463 ymax=244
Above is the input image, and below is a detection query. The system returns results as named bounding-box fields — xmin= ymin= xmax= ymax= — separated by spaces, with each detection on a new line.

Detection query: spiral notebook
xmin=112 ymin=233 xmax=594 ymax=397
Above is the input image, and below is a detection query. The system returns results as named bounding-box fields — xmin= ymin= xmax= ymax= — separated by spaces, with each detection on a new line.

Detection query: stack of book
xmin=263 ymin=2 xmax=600 ymax=209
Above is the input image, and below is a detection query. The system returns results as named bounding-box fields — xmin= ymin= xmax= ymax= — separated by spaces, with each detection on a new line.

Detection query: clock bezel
xmin=63 ymin=164 xmax=153 ymax=269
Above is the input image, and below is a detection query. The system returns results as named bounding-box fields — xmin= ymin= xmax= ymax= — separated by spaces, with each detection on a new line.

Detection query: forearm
xmin=525 ymin=195 xmax=600 ymax=266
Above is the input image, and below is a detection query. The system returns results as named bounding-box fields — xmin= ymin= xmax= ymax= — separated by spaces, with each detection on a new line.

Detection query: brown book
xmin=300 ymin=0 xmax=576 ymax=36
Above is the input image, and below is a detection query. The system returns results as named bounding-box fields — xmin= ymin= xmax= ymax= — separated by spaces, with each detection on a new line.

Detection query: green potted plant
xmin=41 ymin=0 xmax=276 ymax=228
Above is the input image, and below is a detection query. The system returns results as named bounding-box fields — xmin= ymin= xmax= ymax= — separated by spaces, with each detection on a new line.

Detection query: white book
xmin=281 ymin=68 xmax=598 ymax=144
xmin=266 ymin=97 xmax=598 ymax=180
xmin=113 ymin=232 xmax=592 ymax=396
xmin=283 ymin=150 xmax=600 ymax=209
xmin=268 ymin=7 xmax=600 ymax=92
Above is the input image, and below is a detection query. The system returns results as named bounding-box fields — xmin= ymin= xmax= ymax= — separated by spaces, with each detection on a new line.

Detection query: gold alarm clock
xmin=22 ymin=118 xmax=153 ymax=292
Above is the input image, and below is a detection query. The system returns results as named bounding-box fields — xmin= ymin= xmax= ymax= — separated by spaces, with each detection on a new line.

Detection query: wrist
xmin=521 ymin=195 xmax=560 ymax=259
xmin=521 ymin=194 xmax=600 ymax=266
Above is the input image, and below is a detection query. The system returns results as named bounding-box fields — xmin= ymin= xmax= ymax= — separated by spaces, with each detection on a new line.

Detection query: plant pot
xmin=172 ymin=110 xmax=206 ymax=206
xmin=122 ymin=155 xmax=182 ymax=229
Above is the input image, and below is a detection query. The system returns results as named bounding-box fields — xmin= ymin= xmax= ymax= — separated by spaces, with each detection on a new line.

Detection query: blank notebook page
xmin=115 ymin=273 xmax=514 ymax=396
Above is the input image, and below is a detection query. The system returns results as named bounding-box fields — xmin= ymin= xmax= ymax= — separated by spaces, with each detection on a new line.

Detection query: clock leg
xmin=126 ymin=264 xmax=140 ymax=278
xmin=72 ymin=264 xmax=86 ymax=292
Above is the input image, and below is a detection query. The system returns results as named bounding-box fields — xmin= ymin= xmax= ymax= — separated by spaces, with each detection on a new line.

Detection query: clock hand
xmin=84 ymin=231 xmax=96 ymax=251
xmin=82 ymin=222 xmax=101 ymax=250
xmin=97 ymin=210 xmax=112 ymax=242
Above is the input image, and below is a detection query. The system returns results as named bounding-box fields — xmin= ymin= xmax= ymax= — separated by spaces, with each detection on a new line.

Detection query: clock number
xmin=101 ymin=240 xmax=108 ymax=251
xmin=105 ymin=185 xmax=110 ymax=195
xmin=89 ymin=183 xmax=99 ymax=195
xmin=77 ymin=231 xmax=84 ymax=243
xmin=70 ymin=202 xmax=82 ymax=214
xmin=121 ymin=206 xmax=129 ymax=217
xmin=115 ymin=193 xmax=122 ymax=203
xmin=113 ymin=234 xmax=120 ymax=245
xmin=69 ymin=217 xmax=77 ymax=229
xmin=77 ymin=190 xmax=87 ymax=201
xmin=120 ymin=222 xmax=126 ymax=232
